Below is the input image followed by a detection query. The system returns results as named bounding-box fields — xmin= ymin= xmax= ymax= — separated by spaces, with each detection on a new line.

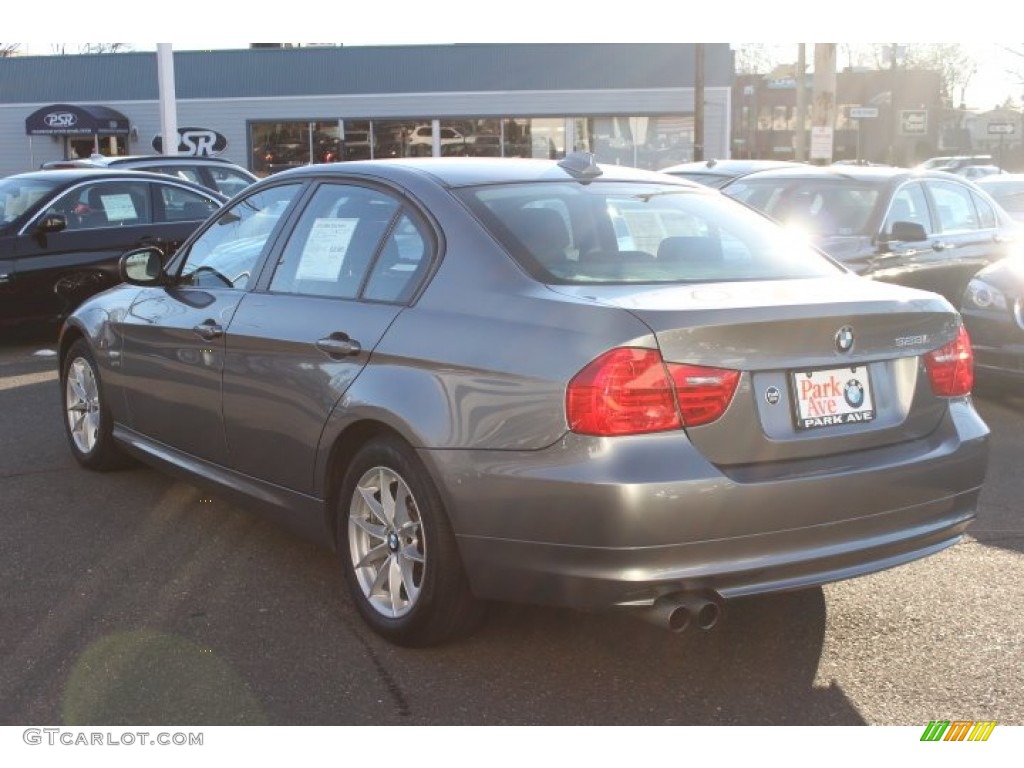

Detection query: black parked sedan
xmin=962 ymin=256 xmax=1024 ymax=386
xmin=722 ymin=165 xmax=1020 ymax=308
xmin=43 ymin=155 xmax=258 ymax=198
xmin=660 ymin=158 xmax=803 ymax=188
xmin=0 ymin=169 xmax=225 ymax=334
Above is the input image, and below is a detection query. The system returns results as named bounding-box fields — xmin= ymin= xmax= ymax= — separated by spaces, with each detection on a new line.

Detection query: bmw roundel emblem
xmin=835 ymin=326 xmax=855 ymax=353
xmin=844 ymin=378 xmax=865 ymax=408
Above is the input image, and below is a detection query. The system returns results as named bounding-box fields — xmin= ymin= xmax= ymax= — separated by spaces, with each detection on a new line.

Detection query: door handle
xmin=316 ymin=333 xmax=362 ymax=358
xmin=931 ymin=241 xmax=949 ymax=252
xmin=193 ymin=321 xmax=223 ymax=340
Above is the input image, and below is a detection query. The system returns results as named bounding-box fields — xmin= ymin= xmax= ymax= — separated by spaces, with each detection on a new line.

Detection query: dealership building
xmin=0 ymin=44 xmax=734 ymax=178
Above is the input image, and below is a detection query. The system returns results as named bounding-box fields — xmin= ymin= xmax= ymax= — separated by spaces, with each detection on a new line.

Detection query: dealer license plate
xmin=792 ymin=366 xmax=875 ymax=430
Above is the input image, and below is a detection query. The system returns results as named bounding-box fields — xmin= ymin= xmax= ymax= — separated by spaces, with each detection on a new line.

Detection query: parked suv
xmin=43 ymin=155 xmax=257 ymax=198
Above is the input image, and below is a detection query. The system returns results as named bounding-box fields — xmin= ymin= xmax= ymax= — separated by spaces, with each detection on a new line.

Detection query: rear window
xmin=724 ymin=178 xmax=881 ymax=237
xmin=455 ymin=181 xmax=841 ymax=284
xmin=981 ymin=180 xmax=1024 ymax=213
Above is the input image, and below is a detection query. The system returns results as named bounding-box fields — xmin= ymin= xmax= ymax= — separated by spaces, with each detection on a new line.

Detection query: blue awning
xmin=25 ymin=104 xmax=130 ymax=136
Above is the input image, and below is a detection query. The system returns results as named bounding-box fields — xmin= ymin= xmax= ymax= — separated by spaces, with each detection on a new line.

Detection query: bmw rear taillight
xmin=566 ymin=347 xmax=739 ymax=436
xmin=666 ymin=364 xmax=741 ymax=427
xmin=924 ymin=326 xmax=974 ymax=396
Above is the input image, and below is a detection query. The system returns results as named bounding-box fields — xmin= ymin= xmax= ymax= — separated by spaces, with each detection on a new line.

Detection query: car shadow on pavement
xmin=431 ymin=588 xmax=863 ymax=725
xmin=972 ymin=391 xmax=1024 ymax=556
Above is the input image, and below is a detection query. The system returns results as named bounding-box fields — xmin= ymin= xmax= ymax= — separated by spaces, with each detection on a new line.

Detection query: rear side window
xmin=158 ymin=184 xmax=221 ymax=222
xmin=928 ymin=180 xmax=980 ymax=232
xmin=457 ymin=181 xmax=841 ymax=284
xmin=883 ymin=183 xmax=933 ymax=236
xmin=269 ymin=183 xmax=401 ymax=300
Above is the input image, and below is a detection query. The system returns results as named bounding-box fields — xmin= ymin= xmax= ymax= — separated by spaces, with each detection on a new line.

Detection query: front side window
xmin=457 ymin=181 xmax=842 ymax=284
xmin=174 ymin=183 xmax=301 ymax=290
xmin=2 ymin=177 xmax=59 ymax=230
xmin=44 ymin=181 xmax=152 ymax=230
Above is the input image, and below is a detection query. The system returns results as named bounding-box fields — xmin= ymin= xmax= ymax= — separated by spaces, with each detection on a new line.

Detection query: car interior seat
xmin=510 ymin=207 xmax=570 ymax=270
xmin=657 ymin=235 xmax=723 ymax=266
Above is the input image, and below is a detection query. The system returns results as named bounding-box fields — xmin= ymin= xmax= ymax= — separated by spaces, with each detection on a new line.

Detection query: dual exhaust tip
xmin=643 ymin=592 xmax=723 ymax=634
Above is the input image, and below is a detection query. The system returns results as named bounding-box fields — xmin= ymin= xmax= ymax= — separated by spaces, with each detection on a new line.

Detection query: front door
xmin=119 ymin=182 xmax=304 ymax=464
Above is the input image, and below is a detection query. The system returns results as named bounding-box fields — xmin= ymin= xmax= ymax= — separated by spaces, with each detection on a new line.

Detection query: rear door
xmin=221 ymin=181 xmax=435 ymax=494
xmin=916 ymin=178 xmax=1009 ymax=304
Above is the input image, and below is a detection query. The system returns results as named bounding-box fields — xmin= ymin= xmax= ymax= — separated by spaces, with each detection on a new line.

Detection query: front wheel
xmin=61 ymin=339 xmax=127 ymax=471
xmin=337 ymin=436 xmax=483 ymax=647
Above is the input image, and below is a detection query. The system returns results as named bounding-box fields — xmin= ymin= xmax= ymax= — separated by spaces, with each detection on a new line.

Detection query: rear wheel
xmin=337 ymin=436 xmax=483 ymax=646
xmin=61 ymin=339 xmax=127 ymax=471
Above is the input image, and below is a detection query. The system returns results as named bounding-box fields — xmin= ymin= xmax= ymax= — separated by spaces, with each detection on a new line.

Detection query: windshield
xmin=456 ymin=181 xmax=842 ymax=285
xmin=723 ymin=178 xmax=882 ymax=237
xmin=0 ymin=177 xmax=60 ymax=230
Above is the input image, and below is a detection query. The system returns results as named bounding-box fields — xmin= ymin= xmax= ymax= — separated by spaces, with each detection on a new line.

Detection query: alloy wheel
xmin=348 ymin=466 xmax=426 ymax=618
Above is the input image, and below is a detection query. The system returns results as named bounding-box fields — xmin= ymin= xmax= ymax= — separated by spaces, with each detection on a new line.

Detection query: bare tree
xmin=901 ymin=44 xmax=977 ymax=106
xmin=733 ymin=43 xmax=780 ymax=75
xmin=1002 ymin=44 xmax=1024 ymax=93
xmin=0 ymin=43 xmax=19 ymax=57
xmin=50 ymin=43 xmax=132 ymax=55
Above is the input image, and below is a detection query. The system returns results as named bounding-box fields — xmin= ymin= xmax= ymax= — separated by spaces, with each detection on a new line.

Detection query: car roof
xmin=727 ymin=164 xmax=933 ymax=184
xmin=43 ymin=154 xmax=251 ymax=171
xmin=11 ymin=167 xmax=229 ymax=198
xmin=263 ymin=155 xmax=708 ymax=189
xmin=974 ymin=171 xmax=1024 ymax=183
xmin=660 ymin=159 xmax=803 ymax=176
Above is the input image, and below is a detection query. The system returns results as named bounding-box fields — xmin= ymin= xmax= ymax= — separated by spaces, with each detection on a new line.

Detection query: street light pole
xmin=694 ymin=43 xmax=705 ymax=161
xmin=794 ymin=44 xmax=807 ymax=162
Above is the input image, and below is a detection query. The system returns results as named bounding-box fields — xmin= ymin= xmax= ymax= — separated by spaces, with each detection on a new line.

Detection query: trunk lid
xmin=550 ymin=275 xmax=962 ymax=465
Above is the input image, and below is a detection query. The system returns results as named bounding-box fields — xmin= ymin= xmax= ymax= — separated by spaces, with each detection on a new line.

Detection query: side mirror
xmin=887 ymin=221 xmax=928 ymax=243
xmin=36 ymin=214 xmax=67 ymax=233
xmin=119 ymin=246 xmax=166 ymax=285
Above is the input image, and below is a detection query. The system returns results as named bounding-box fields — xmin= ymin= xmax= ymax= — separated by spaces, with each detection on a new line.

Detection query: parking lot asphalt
xmin=1 ymin=336 xmax=1021 ymax=726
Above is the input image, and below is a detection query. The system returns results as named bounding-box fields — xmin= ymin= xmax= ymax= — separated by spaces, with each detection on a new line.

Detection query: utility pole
xmin=811 ymin=43 xmax=837 ymax=164
xmin=694 ymin=43 xmax=705 ymax=161
xmin=157 ymin=44 xmax=178 ymax=156
xmin=888 ymin=43 xmax=899 ymax=166
xmin=794 ymin=44 xmax=807 ymax=161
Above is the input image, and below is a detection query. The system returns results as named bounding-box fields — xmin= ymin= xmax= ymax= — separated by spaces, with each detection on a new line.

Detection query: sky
xmin=9 ymin=2 xmax=1023 ymax=110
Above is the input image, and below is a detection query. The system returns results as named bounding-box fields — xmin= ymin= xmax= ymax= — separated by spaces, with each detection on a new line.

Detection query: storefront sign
xmin=810 ymin=126 xmax=834 ymax=161
xmin=849 ymin=107 xmax=879 ymax=119
xmin=152 ymin=128 xmax=228 ymax=156
xmin=900 ymin=110 xmax=928 ymax=135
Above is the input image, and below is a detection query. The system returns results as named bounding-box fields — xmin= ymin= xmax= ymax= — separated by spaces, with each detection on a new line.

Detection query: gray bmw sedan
xmin=58 ymin=154 xmax=989 ymax=646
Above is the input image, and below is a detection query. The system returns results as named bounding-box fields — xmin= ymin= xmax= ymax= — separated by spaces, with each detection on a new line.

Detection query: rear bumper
xmin=424 ymin=401 xmax=989 ymax=608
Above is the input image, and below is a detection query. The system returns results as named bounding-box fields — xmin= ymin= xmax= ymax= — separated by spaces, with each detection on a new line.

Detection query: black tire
xmin=61 ymin=339 xmax=128 ymax=471
xmin=336 ymin=436 xmax=484 ymax=647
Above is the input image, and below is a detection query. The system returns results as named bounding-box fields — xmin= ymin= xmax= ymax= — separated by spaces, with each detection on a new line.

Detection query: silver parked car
xmin=58 ymin=154 xmax=990 ymax=646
